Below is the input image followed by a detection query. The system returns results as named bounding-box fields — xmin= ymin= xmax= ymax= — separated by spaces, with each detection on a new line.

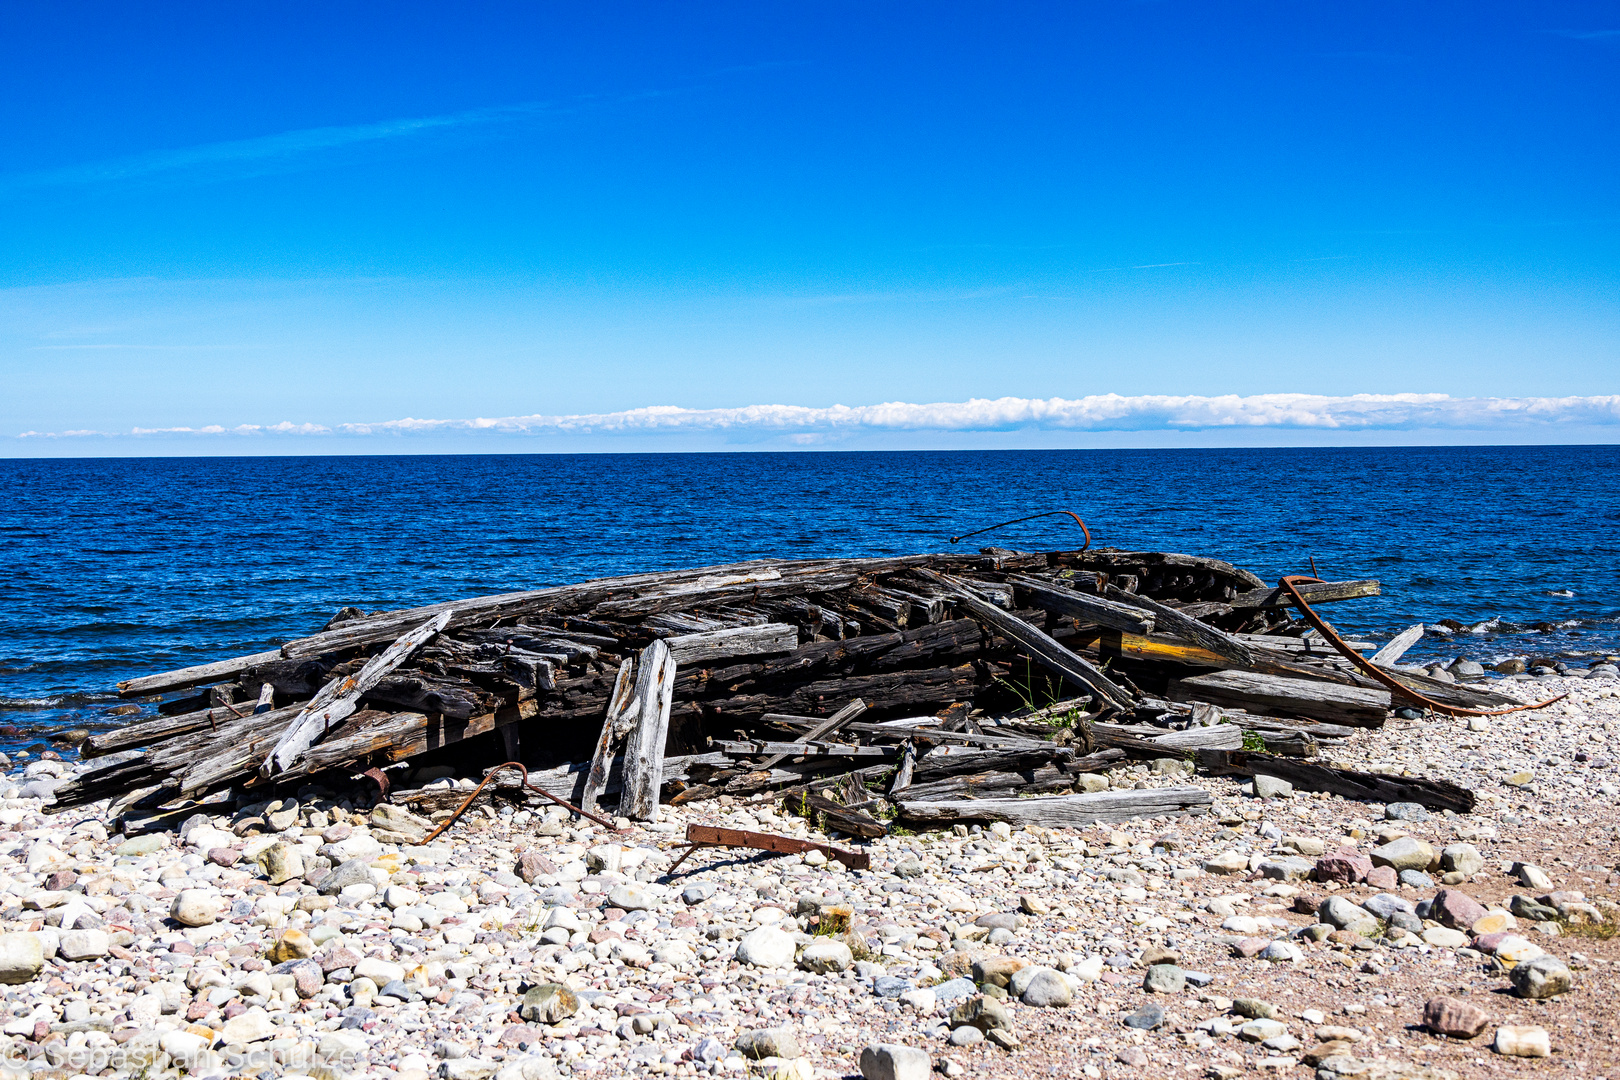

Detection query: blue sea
xmin=3 ymin=446 xmax=1617 ymax=753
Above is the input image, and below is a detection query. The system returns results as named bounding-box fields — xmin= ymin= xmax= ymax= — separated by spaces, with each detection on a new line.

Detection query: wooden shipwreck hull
xmin=59 ymin=545 xmax=1517 ymax=829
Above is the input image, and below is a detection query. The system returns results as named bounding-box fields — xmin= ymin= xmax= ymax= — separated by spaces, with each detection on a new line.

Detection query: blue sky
xmin=3 ymin=1 xmax=1618 ymax=454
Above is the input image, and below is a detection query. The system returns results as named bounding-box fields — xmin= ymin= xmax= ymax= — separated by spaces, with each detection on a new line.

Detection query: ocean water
xmin=3 ymin=446 xmax=1617 ymax=751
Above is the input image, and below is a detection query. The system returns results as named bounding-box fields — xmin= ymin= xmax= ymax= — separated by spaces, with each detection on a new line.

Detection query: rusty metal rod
xmin=1277 ymin=575 xmax=1566 ymax=718
xmin=949 ymin=509 xmax=1091 ymax=551
xmin=417 ymin=760 xmax=617 ymax=844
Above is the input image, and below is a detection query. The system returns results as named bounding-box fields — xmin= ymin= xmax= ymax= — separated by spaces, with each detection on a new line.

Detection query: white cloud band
xmin=15 ymin=393 xmax=1620 ymax=441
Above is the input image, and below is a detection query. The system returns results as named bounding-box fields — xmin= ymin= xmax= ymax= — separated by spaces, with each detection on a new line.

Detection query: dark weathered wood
xmin=1101 ymin=584 xmax=1257 ymax=667
xmin=82 ymin=701 xmax=266 ymax=757
xmin=364 ymin=672 xmax=496 ymax=720
xmin=264 ymin=611 xmax=452 ymax=777
xmin=935 ymin=575 xmax=1136 ymax=710
xmin=620 ymin=639 xmax=677 ymax=821
xmin=1229 ymin=579 xmax=1381 ymax=610
xmin=899 ymin=786 xmax=1213 ymax=826
xmin=1007 ymin=575 xmax=1155 ymax=634
xmin=1195 ymin=750 xmax=1475 ymax=812
xmin=801 ymin=793 xmax=887 ymax=839
xmin=1168 ymin=669 xmax=1390 ymax=728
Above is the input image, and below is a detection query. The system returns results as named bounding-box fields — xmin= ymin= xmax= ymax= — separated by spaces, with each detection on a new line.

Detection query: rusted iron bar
xmin=1276 ymin=575 xmax=1566 ymax=718
xmin=416 ymin=760 xmax=616 ymax=845
xmin=948 ymin=508 xmax=1091 ymax=551
xmin=665 ymin=823 xmax=871 ymax=875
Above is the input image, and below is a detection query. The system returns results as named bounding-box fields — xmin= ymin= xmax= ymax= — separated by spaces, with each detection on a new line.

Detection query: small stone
xmin=1122 ymin=1002 xmax=1165 ymax=1030
xmin=1509 ymin=956 xmax=1572 ymax=999
xmin=170 ymin=889 xmax=220 ymax=927
xmin=1018 ymin=968 xmax=1071 ymax=1008
xmin=1363 ymin=864 xmax=1398 ymax=890
xmin=1258 ymin=857 xmax=1313 ymax=881
xmin=1142 ymin=964 xmax=1185 ymax=994
xmin=1423 ymin=996 xmax=1489 ymax=1039
xmin=1314 ymin=851 xmax=1373 ymax=884
xmin=737 ymin=926 xmax=797 ymax=968
xmin=1398 ymin=870 xmax=1434 ymax=889
xmin=115 ymin=834 xmax=168 ymax=856
xmin=1514 ymin=863 xmax=1555 ymax=891
xmin=1440 ymin=843 xmax=1484 ymax=878
xmin=317 ymin=857 xmax=375 ymax=896
xmin=1238 ymin=1018 xmax=1287 ymax=1042
xmin=266 ymin=928 xmax=313 ymax=963
xmin=798 ymin=939 xmax=853 ymax=974
xmin=258 ymin=841 xmax=304 ymax=885
xmin=1369 ymin=836 xmax=1435 ymax=871
xmin=1252 ymin=775 xmax=1293 ymax=799
xmin=1493 ymin=1025 xmax=1551 ymax=1057
xmin=1232 ymin=999 xmax=1277 ymax=1019
xmin=515 ymin=851 xmax=556 ymax=883
xmin=1204 ymin=852 xmax=1249 ymax=875
xmin=947 ymin=1026 xmax=983 ymax=1047
xmin=858 ymin=1043 xmax=930 ymax=1080
xmin=1422 ymin=927 xmax=1469 ymax=948
xmin=519 ymin=984 xmax=579 ymax=1024
xmin=606 ymin=884 xmax=652 ymax=911
xmin=736 ymin=1028 xmax=801 ymax=1060
xmin=1431 ymin=889 xmax=1488 ymax=929
xmin=948 ymin=996 xmax=1011 ymax=1032
xmin=1472 ymin=911 xmax=1517 ymax=936
xmin=0 ymin=934 xmax=43 ymax=983
xmin=971 ymin=956 xmax=1027 ymax=987
xmin=1018 ymin=894 xmax=1048 ymax=916
xmin=57 ymin=929 xmax=108 ymax=961
xmin=221 ymin=1005 xmax=277 ymax=1044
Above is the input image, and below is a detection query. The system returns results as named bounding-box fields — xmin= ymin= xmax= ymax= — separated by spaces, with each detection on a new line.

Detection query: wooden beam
xmin=1168 ymin=669 xmax=1390 ymax=728
xmin=1102 ymin=585 xmax=1257 ymax=667
xmin=1229 ymin=579 xmax=1381 ymax=610
xmin=898 ymin=786 xmax=1213 ymax=826
xmin=758 ymin=698 xmax=867 ymax=769
xmin=934 ymin=574 xmax=1136 ymax=710
xmin=582 ymin=658 xmax=637 ymax=813
xmin=619 ymin=639 xmax=677 ymax=821
xmin=263 ymin=611 xmax=451 ymax=777
xmin=1371 ymin=624 xmax=1425 ymax=666
xmin=1195 ymin=750 xmax=1475 ymax=813
xmin=666 ymin=623 xmax=799 ymax=665
xmin=116 ymin=650 xmax=282 ymax=699
xmin=1006 ymin=575 xmax=1155 ymax=634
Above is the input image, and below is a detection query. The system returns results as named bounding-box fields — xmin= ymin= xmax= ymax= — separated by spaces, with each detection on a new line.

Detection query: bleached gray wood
xmin=1168 ymin=668 xmax=1390 ymax=728
xmin=1371 ymin=624 xmax=1424 ymax=666
xmin=1092 ymin=722 xmax=1243 ymax=751
xmin=1228 ymin=579 xmax=1381 ymax=609
xmin=714 ymin=740 xmax=895 ymax=759
xmin=252 ymin=682 xmax=276 ymax=714
xmin=758 ymin=698 xmax=867 ymax=769
xmin=665 ymin=623 xmax=799 ymax=665
xmin=899 ymin=786 xmax=1213 ymax=826
xmin=116 ymin=650 xmax=282 ymax=699
xmin=262 ymin=611 xmax=451 ymax=777
xmin=582 ymin=658 xmax=637 ymax=813
xmin=890 ymin=740 xmax=917 ymax=795
xmin=619 ymin=639 xmax=677 ymax=821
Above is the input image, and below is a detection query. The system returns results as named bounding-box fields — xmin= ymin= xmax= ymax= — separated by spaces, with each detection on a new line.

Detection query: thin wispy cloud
xmin=18 ymin=393 xmax=1620 ymax=441
xmin=0 ymin=102 xmax=560 ymax=198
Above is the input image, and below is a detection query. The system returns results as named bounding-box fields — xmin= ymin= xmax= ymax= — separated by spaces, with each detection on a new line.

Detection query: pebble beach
xmin=0 ymin=669 xmax=1617 ymax=1080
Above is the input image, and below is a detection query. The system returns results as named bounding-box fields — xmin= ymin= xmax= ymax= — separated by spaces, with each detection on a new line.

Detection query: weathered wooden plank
xmin=263 ymin=611 xmax=451 ymax=777
xmin=758 ymin=698 xmax=867 ymax=769
xmin=1195 ymin=750 xmax=1475 ymax=812
xmin=619 ymin=639 xmax=677 ymax=821
xmin=1006 ymin=575 xmax=1155 ymax=634
xmin=1093 ymin=722 xmax=1244 ymax=751
xmin=82 ymin=701 xmax=268 ymax=757
xmin=899 ymin=786 xmax=1213 ymax=826
xmin=666 ymin=624 xmax=799 ymax=665
xmin=1102 ymin=585 xmax=1257 ymax=666
xmin=116 ymin=649 xmax=283 ymax=699
xmin=1168 ymin=669 xmax=1389 ymax=728
xmin=1229 ymin=579 xmax=1381 ymax=610
xmin=582 ymin=658 xmax=637 ymax=813
xmin=1370 ymin=624 xmax=1424 ymax=666
xmin=715 ymin=740 xmax=894 ymax=759
xmin=937 ymin=576 xmax=1136 ymax=710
